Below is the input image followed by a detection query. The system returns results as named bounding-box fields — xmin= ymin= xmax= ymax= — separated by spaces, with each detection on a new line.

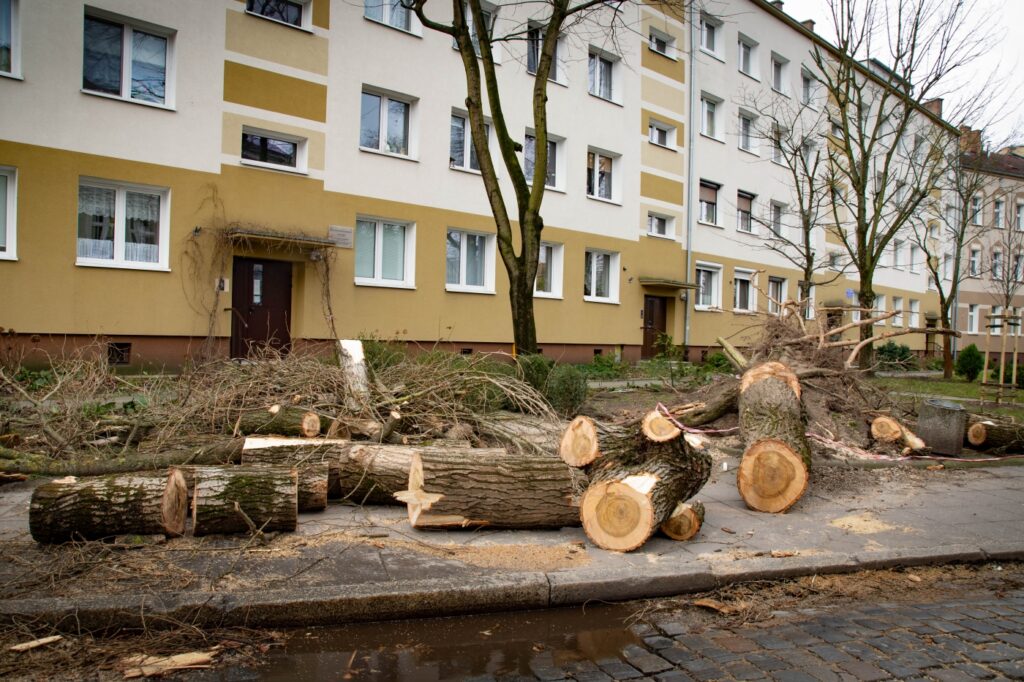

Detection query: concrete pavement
xmin=1 ymin=455 xmax=1022 ymax=630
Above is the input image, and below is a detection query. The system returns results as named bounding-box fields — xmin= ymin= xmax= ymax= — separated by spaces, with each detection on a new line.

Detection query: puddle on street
xmin=249 ymin=604 xmax=642 ymax=681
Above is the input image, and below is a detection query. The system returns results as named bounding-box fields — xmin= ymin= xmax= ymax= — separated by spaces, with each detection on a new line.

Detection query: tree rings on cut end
xmin=660 ymin=500 xmax=705 ymax=541
xmin=736 ymin=439 xmax=808 ymax=513
xmin=740 ymin=361 xmax=801 ymax=399
xmin=560 ymin=416 xmax=600 ymax=467
xmin=161 ymin=469 xmax=189 ymax=537
xmin=641 ymin=411 xmax=682 ymax=443
xmin=967 ymin=421 xmax=990 ymax=447
xmin=300 ymin=411 xmax=322 ymax=438
xmin=870 ymin=416 xmax=903 ymax=443
xmin=580 ymin=479 xmax=655 ymax=552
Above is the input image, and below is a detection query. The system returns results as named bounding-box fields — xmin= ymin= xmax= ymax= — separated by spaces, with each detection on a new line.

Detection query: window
xmin=909 ymin=244 xmax=920 ymax=273
xmin=527 ymin=25 xmax=560 ymax=80
xmin=247 ymin=0 xmax=307 ymax=27
xmin=801 ymin=73 xmax=813 ymax=105
xmin=994 ymin=200 xmax=1005 ymax=228
xmin=355 ymin=218 xmax=414 ymax=287
xmin=364 ymin=0 xmax=411 ymax=31
xmin=770 ymin=125 xmax=783 ymax=163
xmin=969 ymin=247 xmax=981 ymax=277
xmin=648 ymin=28 xmax=674 ymax=58
xmin=993 ymin=250 xmax=1004 ymax=280
xmin=1017 ymin=203 xmax=1023 ymax=231
xmin=647 ymin=212 xmax=672 ymax=237
xmin=695 ymin=264 xmax=721 ymax=309
xmin=649 ymin=120 xmax=673 ymax=148
xmin=524 ymin=134 xmax=558 ymax=188
xmin=892 ymin=240 xmax=904 ymax=269
xmin=892 ymin=296 xmax=903 ymax=327
xmin=991 ymin=306 xmax=1004 ymax=336
xmin=831 ymin=119 xmax=843 ymax=137
xmin=771 ymin=56 xmax=786 ymax=93
xmin=943 ymin=253 xmax=953 ymax=281
xmin=734 ymin=269 xmax=755 ymax=312
xmin=971 ymin=196 xmax=982 ymax=225
xmin=584 ymin=249 xmax=619 ymax=303
xmin=360 ymin=90 xmax=411 ymax=156
xmin=1015 ymin=253 xmax=1023 ymax=282
xmin=586 ymin=149 xmax=615 ymax=201
xmin=699 ymin=15 xmax=719 ymax=54
xmin=930 ymin=222 xmax=941 ymax=241
xmin=453 ymin=2 xmax=495 ymax=57
xmin=737 ymin=38 xmax=755 ymax=76
xmin=0 ymin=167 xmax=15 ymax=260
xmin=1 ymin=0 xmax=19 ymax=77
xmin=767 ymin=276 xmax=785 ymax=314
xmin=874 ymin=294 xmax=886 ymax=325
xmin=738 ymin=114 xmax=754 ymax=152
xmin=534 ymin=241 xmax=563 ymax=298
xmin=700 ymin=96 xmax=719 ymax=138
xmin=801 ymin=281 xmax=815 ymax=320
xmin=241 ymin=128 xmax=305 ymax=172
xmin=588 ymin=51 xmax=614 ymax=101
xmin=769 ymin=202 xmax=784 ymax=235
xmin=909 ymin=299 xmax=920 ymax=327
xmin=446 ymin=229 xmax=494 ymax=292
xmin=83 ymin=13 xmax=171 ymax=106
xmin=699 ymin=182 xmax=718 ymax=225
xmin=828 ymin=251 xmax=841 ymax=269
xmin=736 ymin=191 xmax=754 ymax=233
xmin=76 ymin=179 xmax=168 ymax=270
xmin=968 ymin=304 xmax=978 ymax=334
xmin=450 ymin=113 xmax=488 ymax=171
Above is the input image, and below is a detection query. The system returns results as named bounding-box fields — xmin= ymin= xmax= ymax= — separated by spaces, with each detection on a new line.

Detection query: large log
xmin=235 ymin=406 xmax=321 ymax=438
xmin=241 ymin=436 xmax=353 ymax=500
xmin=966 ymin=415 xmax=1024 ymax=452
xmin=191 ymin=466 xmax=297 ymax=536
xmin=736 ymin=362 xmax=810 ymax=513
xmin=580 ymin=455 xmax=709 ymax=552
xmin=29 ymin=471 xmax=188 ymax=544
xmin=395 ymin=450 xmax=582 ymax=530
xmin=179 ymin=462 xmax=328 ymax=513
xmin=476 ymin=411 xmax=564 ymax=455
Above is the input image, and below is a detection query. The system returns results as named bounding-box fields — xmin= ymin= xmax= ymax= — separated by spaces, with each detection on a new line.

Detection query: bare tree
xmin=405 ymin=0 xmax=684 ymax=354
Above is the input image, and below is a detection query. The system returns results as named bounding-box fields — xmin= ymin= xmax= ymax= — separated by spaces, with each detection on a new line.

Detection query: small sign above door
xmin=328 ymin=226 xmax=354 ymax=248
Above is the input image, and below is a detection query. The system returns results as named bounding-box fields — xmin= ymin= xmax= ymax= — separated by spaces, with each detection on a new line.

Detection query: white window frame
xmin=246 ymin=0 xmax=313 ymax=30
xmin=736 ymin=191 xmax=755 ymax=234
xmin=240 ymin=125 xmax=308 ymax=174
xmin=909 ymin=244 xmax=921 ymax=273
xmin=354 ymin=217 xmax=416 ymax=289
xmin=647 ymin=211 xmax=673 ymax=239
xmin=694 ymin=262 xmax=722 ymax=310
xmin=1 ymin=0 xmax=20 ymax=79
xmin=733 ymin=268 xmax=756 ymax=313
xmin=648 ymin=27 xmax=675 ymax=59
xmin=449 ymin=111 xmax=490 ymax=173
xmin=994 ymin=199 xmax=1005 ymax=229
xmin=767 ymin=276 xmax=786 ymax=314
xmin=585 ymin=147 xmax=619 ymax=203
xmin=909 ymin=299 xmax=920 ymax=328
xmin=0 ymin=167 xmax=16 ymax=260
xmin=943 ymin=253 xmax=952 ymax=281
xmin=801 ymin=71 xmax=815 ymax=106
xmin=445 ymin=228 xmax=495 ymax=293
xmin=700 ymin=94 xmax=721 ymax=140
xmin=892 ymin=239 xmax=904 ymax=269
xmin=82 ymin=9 xmax=176 ymax=109
xmin=993 ymin=249 xmax=1004 ymax=280
xmin=1014 ymin=253 xmax=1024 ymax=282
xmin=771 ymin=54 xmax=788 ymax=94
xmin=587 ymin=48 xmax=618 ymax=103
xmin=769 ymin=201 xmax=784 ymax=236
xmin=770 ymin=125 xmax=784 ymax=164
xmin=363 ymin=0 xmax=420 ymax=35
xmin=969 ymin=247 xmax=981 ymax=277
xmin=359 ymin=87 xmax=416 ymax=159
xmin=737 ymin=113 xmax=756 ymax=153
xmin=698 ymin=181 xmax=719 ymax=226
xmin=75 ymin=177 xmax=170 ymax=271
xmin=991 ymin=305 xmax=1004 ymax=336
xmin=874 ymin=294 xmax=886 ymax=325
xmin=583 ymin=248 xmax=620 ymax=304
xmin=533 ymin=241 xmax=563 ymax=299
xmin=737 ymin=36 xmax=757 ymax=78
xmin=1017 ymin=202 xmax=1023 ymax=231
xmin=524 ymin=131 xmax=562 ymax=190
xmin=699 ymin=14 xmax=722 ymax=58
xmin=648 ymin=119 xmax=675 ymax=149
xmin=971 ymin=196 xmax=982 ymax=225
xmin=527 ymin=23 xmax=565 ymax=83
xmin=892 ymin=296 xmax=903 ymax=327
xmin=968 ymin=304 xmax=978 ymax=334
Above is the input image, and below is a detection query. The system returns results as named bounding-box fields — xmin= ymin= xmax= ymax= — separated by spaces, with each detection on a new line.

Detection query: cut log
xmin=241 ymin=436 xmax=352 ymax=500
xmin=191 ymin=466 xmax=297 ymax=536
xmin=737 ymin=362 xmax=810 ymax=513
xmin=660 ymin=500 xmax=706 ymax=541
xmin=641 ymin=411 xmax=682 ymax=443
xmin=580 ymin=455 xmax=709 ymax=552
xmin=198 ymin=460 xmax=328 ymax=513
xmin=235 ymin=406 xmax=321 ymax=438
xmin=29 ymin=471 xmax=188 ymax=544
xmin=338 ymin=339 xmax=371 ymax=411
xmin=966 ymin=415 xmax=1024 ymax=451
xmin=559 ymin=416 xmax=600 ymax=467
xmin=870 ymin=416 xmax=926 ymax=451
xmin=395 ymin=450 xmax=582 ymax=529
xmin=477 ymin=411 xmax=564 ymax=455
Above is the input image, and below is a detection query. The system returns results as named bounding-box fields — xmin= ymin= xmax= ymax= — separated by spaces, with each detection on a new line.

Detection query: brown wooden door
xmin=230 ymin=257 xmax=292 ymax=358
xmin=642 ymin=295 xmax=668 ymax=359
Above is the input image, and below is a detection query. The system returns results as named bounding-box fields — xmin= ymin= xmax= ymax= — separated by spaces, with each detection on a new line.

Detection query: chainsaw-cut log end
xmin=967 ymin=421 xmax=990 ymax=447
xmin=736 ymin=439 xmax=808 ymax=513
xmin=560 ymin=416 xmax=600 ymax=467
xmin=660 ymin=500 xmax=705 ymax=541
xmin=740 ymin=361 xmax=801 ymax=399
xmin=641 ymin=411 xmax=682 ymax=443
xmin=299 ymin=412 xmax=322 ymax=438
xmin=871 ymin=416 xmax=903 ymax=443
xmin=162 ymin=469 xmax=189 ymax=537
xmin=580 ymin=478 xmax=656 ymax=553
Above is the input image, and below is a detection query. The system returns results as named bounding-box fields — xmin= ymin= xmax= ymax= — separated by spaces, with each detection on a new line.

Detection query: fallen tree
xmin=966 ymin=415 xmax=1024 ymax=452
xmin=191 ymin=466 xmax=298 ymax=536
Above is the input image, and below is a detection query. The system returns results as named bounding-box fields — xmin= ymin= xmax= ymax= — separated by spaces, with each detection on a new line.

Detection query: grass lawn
xmin=871 ymin=375 xmax=1024 ymax=420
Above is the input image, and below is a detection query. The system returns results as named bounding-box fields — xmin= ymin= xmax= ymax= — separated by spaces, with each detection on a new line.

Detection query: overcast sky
xmin=774 ymin=0 xmax=1024 ymax=146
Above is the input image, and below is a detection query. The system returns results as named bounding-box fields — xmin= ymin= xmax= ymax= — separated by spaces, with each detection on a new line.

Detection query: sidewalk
xmin=1 ymin=455 xmax=1022 ymax=630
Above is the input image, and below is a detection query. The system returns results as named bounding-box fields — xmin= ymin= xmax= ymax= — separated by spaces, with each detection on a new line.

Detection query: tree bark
xmin=965 ymin=415 xmax=1024 ymax=451
xmin=942 ymin=316 xmax=955 ymax=380
xmin=29 ymin=471 xmax=188 ymax=544
xmin=395 ymin=450 xmax=582 ymax=530
xmin=475 ymin=410 xmax=563 ymax=455
xmin=337 ymin=339 xmax=371 ymax=412
xmin=871 ymin=416 xmax=926 ymax=451
xmin=737 ymin=362 xmax=810 ymax=513
xmin=190 ymin=462 xmax=328 ymax=513
xmin=0 ymin=440 xmax=243 ymax=476
xmin=235 ymin=407 xmax=321 ymax=438
xmin=660 ymin=500 xmax=706 ymax=541
xmin=191 ymin=466 xmax=297 ymax=536
xmin=240 ymin=436 xmax=351 ymax=501
xmin=858 ymin=288 xmax=877 ymax=372
xmin=580 ymin=456 xmax=707 ymax=552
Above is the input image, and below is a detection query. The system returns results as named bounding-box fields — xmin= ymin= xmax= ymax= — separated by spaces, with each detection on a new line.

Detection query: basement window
xmin=107 ymin=342 xmax=131 ymax=365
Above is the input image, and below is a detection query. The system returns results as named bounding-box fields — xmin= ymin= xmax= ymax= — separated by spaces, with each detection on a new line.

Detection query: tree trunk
xmin=737 ymin=362 xmax=810 ymax=513
xmin=337 ymin=339 xmax=371 ymax=412
xmin=858 ymin=289 xmax=877 ymax=372
xmin=29 ymin=471 xmax=188 ymax=544
xmin=580 ymin=457 xmax=706 ymax=552
xmin=965 ymin=415 xmax=1024 ymax=451
xmin=191 ymin=466 xmax=297 ymax=536
xmin=395 ymin=450 xmax=581 ymax=530
xmin=235 ymin=407 xmax=321 ymax=438
xmin=509 ymin=274 xmax=538 ymax=356
xmin=660 ymin=500 xmax=705 ymax=541
xmin=475 ymin=411 xmax=563 ymax=455
xmin=942 ymin=315 xmax=954 ymax=380
xmin=173 ymin=462 xmax=327 ymax=512
xmin=240 ymin=436 xmax=351 ymax=502
xmin=0 ymin=440 xmax=243 ymax=476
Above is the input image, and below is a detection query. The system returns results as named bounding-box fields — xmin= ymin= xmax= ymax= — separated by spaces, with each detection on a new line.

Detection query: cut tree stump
xmin=235 ymin=406 xmax=321 ymax=438
xmin=966 ymin=415 xmax=1024 ymax=451
xmin=191 ymin=466 xmax=297 ymax=536
xmin=395 ymin=450 xmax=582 ymax=530
xmin=736 ymin=362 xmax=810 ymax=513
xmin=660 ymin=500 xmax=705 ymax=541
xmin=580 ymin=455 xmax=709 ymax=552
xmin=29 ymin=471 xmax=188 ymax=544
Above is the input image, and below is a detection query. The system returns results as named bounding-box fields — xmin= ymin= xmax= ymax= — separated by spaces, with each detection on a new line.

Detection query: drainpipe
xmin=683 ymin=0 xmax=697 ymax=351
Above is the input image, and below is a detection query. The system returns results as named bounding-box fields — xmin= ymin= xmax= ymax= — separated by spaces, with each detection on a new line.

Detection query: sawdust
xmin=829 ymin=512 xmax=904 ymax=534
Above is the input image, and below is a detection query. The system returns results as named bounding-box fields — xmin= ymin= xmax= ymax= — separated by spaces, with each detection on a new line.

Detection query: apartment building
xmin=0 ymin=0 xmax=950 ymax=369
xmin=955 ymin=142 xmax=1024 ymax=359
